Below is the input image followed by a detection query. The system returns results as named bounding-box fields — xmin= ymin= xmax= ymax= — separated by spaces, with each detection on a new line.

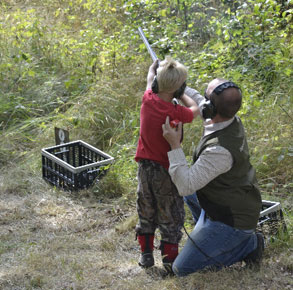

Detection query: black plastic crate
xmin=257 ymin=200 xmax=287 ymax=238
xmin=42 ymin=140 xmax=114 ymax=190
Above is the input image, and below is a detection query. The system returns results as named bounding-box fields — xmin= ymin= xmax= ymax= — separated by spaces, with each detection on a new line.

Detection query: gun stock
xmin=138 ymin=27 xmax=158 ymax=62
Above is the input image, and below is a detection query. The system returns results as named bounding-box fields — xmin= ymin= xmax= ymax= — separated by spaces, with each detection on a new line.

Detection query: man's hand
xmin=162 ymin=116 xmax=182 ymax=150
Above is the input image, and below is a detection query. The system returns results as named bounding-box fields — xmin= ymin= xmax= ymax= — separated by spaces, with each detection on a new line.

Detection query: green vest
xmin=194 ymin=117 xmax=262 ymax=230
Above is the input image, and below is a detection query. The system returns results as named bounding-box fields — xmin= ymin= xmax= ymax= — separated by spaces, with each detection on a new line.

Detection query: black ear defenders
xmin=151 ymin=76 xmax=159 ymax=94
xmin=202 ymin=81 xmax=240 ymax=120
xmin=173 ymin=81 xmax=186 ymax=99
xmin=201 ymin=97 xmax=217 ymax=120
xmin=151 ymin=76 xmax=186 ymax=99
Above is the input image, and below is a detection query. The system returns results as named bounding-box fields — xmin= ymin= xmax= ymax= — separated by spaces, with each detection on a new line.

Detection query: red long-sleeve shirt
xmin=135 ymin=89 xmax=193 ymax=169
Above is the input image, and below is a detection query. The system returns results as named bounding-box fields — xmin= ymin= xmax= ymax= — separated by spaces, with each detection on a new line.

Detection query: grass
xmin=0 ymin=74 xmax=292 ymax=290
xmin=0 ymin=0 xmax=292 ymax=289
xmin=0 ymin=157 xmax=292 ymax=289
xmin=0 ymin=75 xmax=292 ymax=289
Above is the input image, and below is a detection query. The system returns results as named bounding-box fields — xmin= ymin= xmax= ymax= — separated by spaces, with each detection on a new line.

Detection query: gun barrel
xmin=138 ymin=27 xmax=158 ymax=61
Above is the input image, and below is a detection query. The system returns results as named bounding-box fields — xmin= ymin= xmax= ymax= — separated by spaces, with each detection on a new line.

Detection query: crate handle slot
xmin=87 ymin=168 xmax=100 ymax=174
xmin=54 ymin=150 xmax=70 ymax=155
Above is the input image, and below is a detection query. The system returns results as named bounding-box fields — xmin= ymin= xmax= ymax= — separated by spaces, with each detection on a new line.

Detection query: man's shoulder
xmin=205 ymin=137 xmax=219 ymax=147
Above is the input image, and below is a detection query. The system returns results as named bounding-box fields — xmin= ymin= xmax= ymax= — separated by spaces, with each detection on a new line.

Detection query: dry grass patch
xmin=0 ymin=165 xmax=292 ymax=289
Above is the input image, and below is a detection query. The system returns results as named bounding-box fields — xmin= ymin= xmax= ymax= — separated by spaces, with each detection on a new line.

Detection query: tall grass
xmin=0 ymin=0 xmax=291 ymax=197
xmin=0 ymin=1 xmax=292 ymax=288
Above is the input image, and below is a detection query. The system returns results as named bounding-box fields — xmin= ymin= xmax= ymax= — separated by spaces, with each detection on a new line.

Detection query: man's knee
xmin=172 ymin=260 xmax=188 ymax=277
xmin=172 ymin=263 xmax=180 ymax=276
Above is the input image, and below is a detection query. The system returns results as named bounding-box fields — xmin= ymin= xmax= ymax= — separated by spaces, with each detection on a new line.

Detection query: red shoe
xmin=137 ymin=234 xmax=155 ymax=268
xmin=160 ymin=241 xmax=178 ymax=275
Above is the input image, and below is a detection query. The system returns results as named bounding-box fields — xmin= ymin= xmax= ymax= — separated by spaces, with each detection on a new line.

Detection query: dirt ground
xmin=0 ymin=176 xmax=292 ymax=290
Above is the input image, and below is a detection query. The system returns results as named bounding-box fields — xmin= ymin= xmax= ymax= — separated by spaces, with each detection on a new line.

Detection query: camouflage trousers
xmin=135 ymin=160 xmax=185 ymax=244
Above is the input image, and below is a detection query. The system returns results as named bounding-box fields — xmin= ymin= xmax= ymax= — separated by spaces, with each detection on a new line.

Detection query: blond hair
xmin=156 ymin=56 xmax=187 ymax=93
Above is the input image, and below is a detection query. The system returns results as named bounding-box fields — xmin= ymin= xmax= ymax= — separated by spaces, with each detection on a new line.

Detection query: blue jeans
xmin=172 ymin=193 xmax=257 ymax=276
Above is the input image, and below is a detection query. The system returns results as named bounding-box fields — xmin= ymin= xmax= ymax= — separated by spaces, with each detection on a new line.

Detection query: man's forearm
xmin=168 ymin=146 xmax=233 ymax=197
xmin=184 ymin=87 xmax=204 ymax=105
xmin=185 ymin=87 xmax=205 ymax=118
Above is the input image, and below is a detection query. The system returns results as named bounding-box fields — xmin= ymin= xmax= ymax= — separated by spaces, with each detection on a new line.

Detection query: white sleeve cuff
xmin=167 ymin=148 xmax=187 ymax=164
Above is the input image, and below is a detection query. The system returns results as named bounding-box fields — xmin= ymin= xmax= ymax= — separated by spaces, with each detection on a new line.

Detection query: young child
xmin=135 ymin=56 xmax=199 ymax=273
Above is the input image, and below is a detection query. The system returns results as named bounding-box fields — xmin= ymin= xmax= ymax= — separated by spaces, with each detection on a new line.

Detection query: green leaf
xmin=160 ymin=9 xmax=167 ymax=17
xmin=21 ymin=53 xmax=28 ymax=60
xmin=28 ymin=70 xmax=35 ymax=77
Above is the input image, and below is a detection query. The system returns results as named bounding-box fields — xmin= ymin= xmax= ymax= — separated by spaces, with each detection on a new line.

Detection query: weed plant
xmin=0 ymin=0 xmax=292 ymax=289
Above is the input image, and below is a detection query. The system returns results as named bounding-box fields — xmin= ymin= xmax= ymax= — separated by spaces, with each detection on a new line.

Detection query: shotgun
xmin=138 ymin=28 xmax=182 ymax=114
xmin=138 ymin=27 xmax=158 ymax=62
xmin=138 ymin=27 xmax=181 ymax=107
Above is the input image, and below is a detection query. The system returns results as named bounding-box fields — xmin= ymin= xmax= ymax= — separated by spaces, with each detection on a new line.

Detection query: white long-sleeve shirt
xmin=167 ymin=87 xmax=234 ymax=196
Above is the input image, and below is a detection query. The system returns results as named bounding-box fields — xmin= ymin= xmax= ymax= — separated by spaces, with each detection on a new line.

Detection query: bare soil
xmin=0 ymin=178 xmax=292 ymax=290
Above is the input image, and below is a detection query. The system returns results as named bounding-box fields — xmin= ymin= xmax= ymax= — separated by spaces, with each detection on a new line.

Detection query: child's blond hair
xmin=156 ymin=56 xmax=187 ymax=93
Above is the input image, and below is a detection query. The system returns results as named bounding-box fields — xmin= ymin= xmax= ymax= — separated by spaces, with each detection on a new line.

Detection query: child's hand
xmin=146 ymin=59 xmax=159 ymax=90
xmin=150 ymin=59 xmax=159 ymax=74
